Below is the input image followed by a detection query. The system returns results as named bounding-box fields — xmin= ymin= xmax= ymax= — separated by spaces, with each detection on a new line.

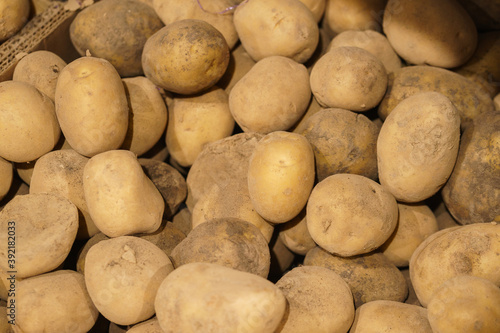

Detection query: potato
xmin=85 ymin=236 xmax=174 ymax=325
xmin=0 ymin=305 xmax=8 ymax=332
xmin=121 ymin=76 xmax=168 ymax=156
xmin=171 ymin=218 xmax=270 ymax=277
xmin=154 ymin=262 xmax=286 ymax=333
xmin=495 ymin=93 xmax=500 ymax=110
xmin=279 ymin=212 xmax=317 ymax=256
xmin=276 ymin=266 xmax=355 ymax=332
xmin=248 ymin=131 xmax=314 ymax=223
xmin=0 ymin=157 xmax=12 ymax=202
xmin=327 ymin=30 xmax=402 ymax=74
xmin=55 ymin=56 xmax=129 ymax=157
xmin=304 ymin=247 xmax=408 ymax=307
xmin=380 ymin=203 xmax=439 ymax=267
xmin=269 ymin=234 xmax=296 ymax=279
xmin=70 ymin=0 xmax=164 ymax=77
xmin=142 ymin=19 xmax=230 ymax=95
xmin=233 ymin=0 xmax=319 ymax=63
xmin=427 ymin=275 xmax=500 ymax=333
xmin=298 ymin=108 xmax=379 ymax=181
xmin=350 ymin=300 xmax=432 ymax=333
xmin=0 ymin=81 xmax=60 ymax=163
xmin=166 ymin=86 xmax=235 ymax=167
xmin=378 ymin=65 xmax=495 ymax=129
xmin=290 ymin=95 xmax=324 ymax=134
xmin=0 ymin=193 xmax=78 ymax=279
xmin=298 ymin=0 xmax=326 ymax=22
xmin=218 ymin=43 xmax=256 ymax=94
xmin=83 ymin=150 xmax=164 ymax=237
xmin=310 ymin=46 xmax=387 ymax=111
xmin=307 ymin=174 xmax=398 ymax=257
xmin=12 ymin=50 xmax=67 ymax=101
xmin=441 ymin=111 xmax=500 ymax=224
xmin=409 ymin=223 xmax=500 ymax=307
xmin=127 ymin=317 xmax=162 ymax=333
xmin=229 ymin=56 xmax=310 ymax=133
xmin=11 ymin=270 xmax=98 ymax=333
xmin=171 ymin=206 xmax=192 ymax=236
xmin=383 ymin=0 xmax=477 ymax=68
xmin=401 ymin=267 xmax=421 ymax=306
xmin=378 ymin=92 xmax=461 ymax=203
xmin=0 ymin=0 xmax=29 ymax=42
xmin=152 ymin=0 xmax=238 ymax=48
xmin=322 ymin=0 xmax=387 ymax=35
xmin=76 ymin=232 xmax=110 ymax=274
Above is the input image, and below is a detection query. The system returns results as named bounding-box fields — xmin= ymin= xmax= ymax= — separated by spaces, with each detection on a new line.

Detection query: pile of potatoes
xmin=1 ymin=0 xmax=500 ymax=332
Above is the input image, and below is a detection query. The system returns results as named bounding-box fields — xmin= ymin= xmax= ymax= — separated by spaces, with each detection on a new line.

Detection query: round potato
xmin=0 ymin=157 xmax=13 ymax=202
xmin=0 ymin=0 xmax=29 ymax=42
xmin=322 ymin=0 xmax=387 ymax=35
xmin=279 ymin=211 xmax=316 ymax=256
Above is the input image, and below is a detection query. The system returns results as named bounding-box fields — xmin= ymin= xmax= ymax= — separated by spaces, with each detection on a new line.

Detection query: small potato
xmin=427 ymin=276 xmax=500 ymax=333
xmin=229 ymin=56 xmax=310 ymax=134
xmin=155 ymin=262 xmax=286 ymax=333
xmin=0 ymin=157 xmax=12 ymax=202
xmin=248 ymin=131 xmax=315 ymax=223
xmin=142 ymin=19 xmax=230 ymax=95
xmin=322 ymin=0 xmax=387 ymax=35
xmin=310 ymin=46 xmax=387 ymax=111
xmin=269 ymin=235 xmax=296 ymax=278
xmin=166 ymin=86 xmax=234 ymax=167
xmin=307 ymin=174 xmax=398 ymax=257
xmin=55 ymin=56 xmax=129 ymax=157
xmin=128 ymin=317 xmax=163 ymax=333
xmin=218 ymin=43 xmax=257 ymax=94
xmin=85 ymin=236 xmax=174 ymax=325
xmin=383 ymin=0 xmax=477 ymax=68
xmin=12 ymin=50 xmax=67 ymax=100
xmin=279 ymin=211 xmax=316 ymax=255
xmin=0 ymin=0 xmax=29 ymax=42
xmin=0 ymin=81 xmax=60 ymax=163
xmin=83 ymin=150 xmax=164 ymax=237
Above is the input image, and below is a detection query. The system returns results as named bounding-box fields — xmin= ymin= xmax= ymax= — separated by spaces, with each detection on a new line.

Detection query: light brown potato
xmin=279 ymin=210 xmax=316 ymax=256
xmin=378 ymin=92 xmax=461 ymax=203
xmin=166 ymin=86 xmax=234 ymax=167
xmin=0 ymin=157 xmax=12 ymax=202
xmin=142 ymin=19 xmax=230 ymax=95
xmin=307 ymin=174 xmax=398 ymax=257
xmin=171 ymin=218 xmax=270 ymax=277
xmin=229 ymin=56 xmax=310 ymax=133
xmin=427 ymin=275 xmax=500 ymax=333
xmin=0 ymin=305 xmax=8 ymax=332
xmin=401 ymin=267 xmax=421 ymax=306
xmin=409 ymin=223 xmax=500 ymax=307
xmin=155 ymin=262 xmax=286 ymax=333
xmin=55 ymin=56 xmax=129 ymax=157
xmin=121 ymin=76 xmax=168 ymax=156
xmin=0 ymin=81 xmax=60 ymax=163
xmin=276 ymin=266 xmax=354 ymax=332
xmin=350 ymin=300 xmax=432 ymax=333
xmin=233 ymin=0 xmax=319 ymax=63
xmin=383 ymin=0 xmax=477 ymax=68
xmin=171 ymin=206 xmax=192 ymax=237
xmin=290 ymin=96 xmax=324 ymax=134
xmin=12 ymin=50 xmax=67 ymax=101
xmin=218 ymin=43 xmax=256 ymax=94
xmin=11 ymin=270 xmax=99 ymax=333
xmin=127 ymin=317 xmax=163 ymax=333
xmin=310 ymin=46 xmax=387 ymax=111
xmin=0 ymin=193 xmax=78 ymax=279
xmin=85 ymin=236 xmax=174 ymax=325
xmin=248 ymin=131 xmax=315 ymax=223
xmin=298 ymin=108 xmax=379 ymax=181
xmin=83 ymin=150 xmax=164 ymax=237
xmin=380 ymin=203 xmax=439 ymax=267
xmin=0 ymin=0 xmax=29 ymax=42
xmin=304 ymin=247 xmax=408 ymax=307
xmin=298 ymin=0 xmax=326 ymax=22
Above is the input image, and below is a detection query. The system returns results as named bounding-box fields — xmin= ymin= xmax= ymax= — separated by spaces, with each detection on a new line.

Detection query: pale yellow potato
xmin=298 ymin=0 xmax=326 ymax=22
xmin=381 ymin=203 xmax=439 ymax=267
xmin=409 ymin=223 xmax=500 ymax=307
xmin=307 ymin=174 xmax=398 ymax=257
xmin=229 ymin=56 xmax=310 ymax=133
xmin=233 ymin=0 xmax=319 ymax=63
xmin=55 ymin=56 xmax=129 ymax=157
xmin=310 ymin=46 xmax=387 ymax=111
xmin=11 ymin=270 xmax=99 ymax=333
xmin=166 ymin=86 xmax=234 ymax=167
xmin=12 ymin=50 xmax=67 ymax=101
xmin=279 ymin=211 xmax=316 ymax=255
xmin=85 ymin=236 xmax=174 ymax=325
xmin=121 ymin=76 xmax=168 ymax=156
xmin=0 ymin=193 xmax=78 ymax=278
xmin=0 ymin=0 xmax=30 ymax=42
xmin=218 ymin=43 xmax=256 ymax=94
xmin=0 ymin=157 xmax=12 ymax=202
xmin=83 ymin=150 xmax=164 ymax=237
xmin=276 ymin=266 xmax=354 ymax=332
xmin=377 ymin=92 xmax=461 ymax=203
xmin=427 ymin=275 xmax=500 ymax=333
xmin=383 ymin=0 xmax=477 ymax=68
xmin=350 ymin=300 xmax=432 ymax=333
xmin=155 ymin=262 xmax=286 ymax=333
xmin=0 ymin=81 xmax=60 ymax=163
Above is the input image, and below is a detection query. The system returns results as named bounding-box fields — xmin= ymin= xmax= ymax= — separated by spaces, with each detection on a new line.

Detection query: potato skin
xmin=323 ymin=0 xmax=387 ymax=35
xmin=0 ymin=0 xmax=30 ymax=42
xmin=0 ymin=157 xmax=12 ymax=202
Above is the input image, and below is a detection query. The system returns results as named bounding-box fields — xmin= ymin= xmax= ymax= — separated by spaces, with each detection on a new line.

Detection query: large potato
xmin=377 ymin=92 xmax=461 ymax=203
xmin=0 ymin=0 xmax=29 ymax=42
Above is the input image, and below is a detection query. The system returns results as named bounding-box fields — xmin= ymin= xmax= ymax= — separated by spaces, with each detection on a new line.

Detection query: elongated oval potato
xmin=83 ymin=150 xmax=164 ymax=237
xmin=0 ymin=157 xmax=13 ymax=202
xmin=155 ymin=262 xmax=286 ymax=333
xmin=55 ymin=57 xmax=129 ymax=157
xmin=0 ymin=81 xmax=60 ymax=163
xmin=377 ymin=92 xmax=461 ymax=203
xmin=0 ymin=0 xmax=29 ymax=42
